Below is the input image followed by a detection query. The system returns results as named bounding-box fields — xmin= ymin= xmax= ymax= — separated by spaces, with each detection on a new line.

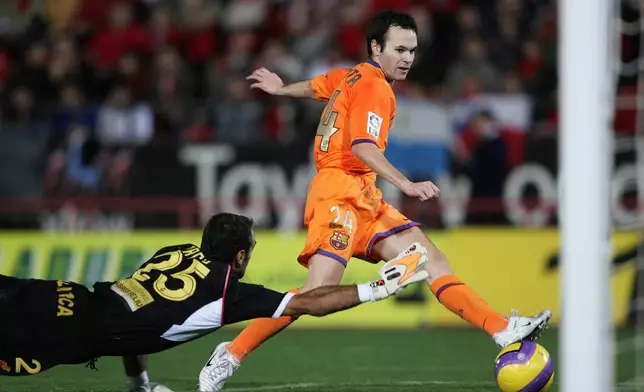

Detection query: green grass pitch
xmin=2 ymin=328 xmax=640 ymax=392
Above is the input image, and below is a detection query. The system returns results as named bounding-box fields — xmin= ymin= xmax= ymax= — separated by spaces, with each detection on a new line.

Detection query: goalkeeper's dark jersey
xmin=91 ymin=244 xmax=291 ymax=357
xmin=0 ymin=244 xmax=292 ymax=376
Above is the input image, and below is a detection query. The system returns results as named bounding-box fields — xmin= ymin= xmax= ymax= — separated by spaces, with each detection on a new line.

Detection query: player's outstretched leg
xmin=372 ymin=227 xmax=552 ymax=348
xmin=123 ymin=355 xmax=174 ymax=392
xmin=225 ymin=287 xmax=302 ymax=360
xmin=198 ymin=255 xmax=345 ymax=392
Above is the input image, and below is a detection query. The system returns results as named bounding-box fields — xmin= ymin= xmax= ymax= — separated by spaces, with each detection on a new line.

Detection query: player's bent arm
xmin=274 ymin=68 xmax=351 ymax=101
xmin=352 ymin=143 xmax=412 ymax=191
xmin=276 ymin=80 xmax=316 ymax=99
xmin=281 ymin=283 xmax=387 ymax=318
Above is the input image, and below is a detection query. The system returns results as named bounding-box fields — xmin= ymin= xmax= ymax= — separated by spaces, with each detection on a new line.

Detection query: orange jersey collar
xmin=364 ymin=58 xmax=390 ymax=83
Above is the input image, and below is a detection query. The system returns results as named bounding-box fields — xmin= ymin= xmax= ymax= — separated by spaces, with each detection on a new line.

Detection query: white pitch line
xmin=225 ymin=383 xmax=320 ymax=391
xmin=223 ymin=380 xmax=500 ymax=391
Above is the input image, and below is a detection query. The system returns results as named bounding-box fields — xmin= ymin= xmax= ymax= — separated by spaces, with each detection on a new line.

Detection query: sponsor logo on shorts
xmin=0 ymin=360 xmax=11 ymax=372
xmin=330 ymin=231 xmax=350 ymax=251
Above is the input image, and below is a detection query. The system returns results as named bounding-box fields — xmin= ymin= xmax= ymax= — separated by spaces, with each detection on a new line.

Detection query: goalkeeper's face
xmin=233 ymin=230 xmax=256 ymax=279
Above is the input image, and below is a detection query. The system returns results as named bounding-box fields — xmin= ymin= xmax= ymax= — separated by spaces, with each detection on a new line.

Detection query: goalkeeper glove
xmin=358 ymin=242 xmax=429 ymax=302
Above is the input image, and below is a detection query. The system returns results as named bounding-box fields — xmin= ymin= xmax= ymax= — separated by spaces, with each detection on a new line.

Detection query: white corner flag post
xmin=559 ymin=0 xmax=614 ymax=391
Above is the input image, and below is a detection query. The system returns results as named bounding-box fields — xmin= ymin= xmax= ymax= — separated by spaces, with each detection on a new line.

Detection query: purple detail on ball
xmin=494 ymin=341 xmax=538 ymax=378
xmin=519 ymin=356 xmax=553 ymax=392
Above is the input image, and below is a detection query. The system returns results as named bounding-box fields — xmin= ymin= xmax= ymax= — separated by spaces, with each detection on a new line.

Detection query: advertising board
xmin=0 ymin=230 xmax=638 ymax=328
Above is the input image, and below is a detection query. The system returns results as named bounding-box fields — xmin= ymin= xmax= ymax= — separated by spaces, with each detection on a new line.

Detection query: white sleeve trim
xmin=272 ymin=292 xmax=295 ymax=318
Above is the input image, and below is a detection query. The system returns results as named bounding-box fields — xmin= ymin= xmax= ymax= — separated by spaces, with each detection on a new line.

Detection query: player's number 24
xmin=330 ymin=205 xmax=354 ymax=234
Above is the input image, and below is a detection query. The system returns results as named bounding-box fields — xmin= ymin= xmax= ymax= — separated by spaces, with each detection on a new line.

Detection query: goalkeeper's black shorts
xmin=0 ymin=274 xmax=99 ymax=376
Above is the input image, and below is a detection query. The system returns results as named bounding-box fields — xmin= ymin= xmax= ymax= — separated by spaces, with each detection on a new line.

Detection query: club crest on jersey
xmin=367 ymin=111 xmax=382 ymax=138
xmin=330 ymin=231 xmax=350 ymax=250
xmin=0 ymin=360 xmax=11 ymax=372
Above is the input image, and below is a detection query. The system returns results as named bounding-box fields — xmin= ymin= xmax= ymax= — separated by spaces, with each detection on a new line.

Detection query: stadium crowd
xmin=0 ymin=0 xmax=639 ymax=221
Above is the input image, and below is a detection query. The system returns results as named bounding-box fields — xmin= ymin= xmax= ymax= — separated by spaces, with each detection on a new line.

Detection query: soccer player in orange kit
xmin=198 ymin=10 xmax=551 ymax=392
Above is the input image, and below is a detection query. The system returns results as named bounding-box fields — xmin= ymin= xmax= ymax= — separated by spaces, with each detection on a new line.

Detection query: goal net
xmin=615 ymin=0 xmax=644 ymax=389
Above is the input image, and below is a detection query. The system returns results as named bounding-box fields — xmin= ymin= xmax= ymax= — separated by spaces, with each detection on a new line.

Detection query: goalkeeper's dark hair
xmin=365 ymin=10 xmax=417 ymax=57
xmin=201 ymin=213 xmax=254 ymax=264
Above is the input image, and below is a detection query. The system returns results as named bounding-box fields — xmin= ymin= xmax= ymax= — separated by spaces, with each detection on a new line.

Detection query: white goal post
xmin=559 ymin=0 xmax=615 ymax=391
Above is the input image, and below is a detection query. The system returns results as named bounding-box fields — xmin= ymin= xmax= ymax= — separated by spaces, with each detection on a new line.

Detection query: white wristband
xmin=357 ymin=283 xmax=376 ymax=302
xmin=357 ymin=281 xmax=389 ymax=302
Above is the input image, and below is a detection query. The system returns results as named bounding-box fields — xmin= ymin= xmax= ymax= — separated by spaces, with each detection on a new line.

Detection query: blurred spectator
xmin=49 ymin=34 xmax=97 ymax=99
xmin=336 ymin=0 xmax=370 ymax=60
xmin=89 ymin=1 xmax=147 ymax=72
xmin=305 ymin=46 xmax=354 ymax=79
xmin=0 ymin=0 xmax=45 ymax=35
xmin=179 ymin=0 xmax=217 ymax=97
xmin=146 ymin=4 xmax=182 ymax=51
xmin=7 ymin=41 xmax=55 ymax=102
xmin=221 ymin=0 xmax=268 ymax=32
xmin=289 ymin=2 xmax=338 ymax=62
xmin=77 ymin=0 xmax=137 ymax=32
xmin=455 ymin=110 xmax=511 ymax=224
xmin=180 ymin=0 xmax=217 ymax=65
xmin=484 ymin=5 xmax=524 ymax=72
xmin=51 ymin=83 xmax=98 ymax=150
xmin=263 ymin=98 xmax=297 ymax=145
xmin=500 ymin=72 xmax=524 ymax=94
xmin=213 ymin=75 xmax=262 ymax=145
xmin=183 ymin=106 xmax=211 ymax=142
xmin=518 ymin=39 xmax=544 ymax=84
xmin=0 ymin=85 xmax=47 ymax=200
xmin=482 ymin=0 xmax=530 ymax=44
xmin=0 ymin=48 xmax=9 ymax=88
xmin=97 ymin=84 xmax=154 ymax=146
xmin=64 ymin=125 xmax=102 ymax=192
xmin=44 ymin=0 xmax=81 ymax=33
xmin=447 ymin=36 xmax=501 ymax=98
xmin=1 ymin=85 xmax=48 ymax=135
xmin=102 ymin=52 xmax=147 ymax=98
xmin=256 ymin=40 xmax=303 ymax=82
xmin=206 ymin=56 xmax=230 ymax=106
xmin=406 ymin=5 xmax=446 ymax=88
xmin=148 ymin=46 xmax=193 ymax=128
xmin=225 ymin=31 xmax=256 ymax=74
xmin=456 ymin=5 xmax=481 ymax=41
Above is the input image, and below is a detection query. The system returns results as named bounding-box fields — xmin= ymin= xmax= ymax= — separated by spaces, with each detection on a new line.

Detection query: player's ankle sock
xmin=430 ymin=275 xmax=508 ymax=336
xmin=128 ymin=371 xmax=150 ymax=389
xmin=227 ymin=288 xmax=300 ymax=361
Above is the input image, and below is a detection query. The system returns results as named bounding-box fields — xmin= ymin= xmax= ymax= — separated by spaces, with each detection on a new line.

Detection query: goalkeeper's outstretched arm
xmin=282 ymin=244 xmax=431 ymax=317
xmin=281 ymin=283 xmax=387 ymax=317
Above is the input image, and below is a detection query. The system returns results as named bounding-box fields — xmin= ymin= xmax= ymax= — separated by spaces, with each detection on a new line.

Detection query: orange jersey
xmin=310 ymin=61 xmax=396 ymax=178
xmin=297 ymin=62 xmax=421 ymax=267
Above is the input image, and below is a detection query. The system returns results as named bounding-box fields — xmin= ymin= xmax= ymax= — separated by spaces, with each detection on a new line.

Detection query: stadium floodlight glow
xmin=558 ymin=0 xmax=614 ymax=391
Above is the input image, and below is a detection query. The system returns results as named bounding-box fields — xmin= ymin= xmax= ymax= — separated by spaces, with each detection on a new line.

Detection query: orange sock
xmin=430 ymin=275 xmax=508 ymax=336
xmin=227 ymin=288 xmax=300 ymax=361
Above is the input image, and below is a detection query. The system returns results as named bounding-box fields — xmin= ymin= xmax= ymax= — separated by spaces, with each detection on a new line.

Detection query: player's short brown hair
xmin=365 ymin=10 xmax=418 ymax=57
xmin=201 ymin=213 xmax=254 ymax=264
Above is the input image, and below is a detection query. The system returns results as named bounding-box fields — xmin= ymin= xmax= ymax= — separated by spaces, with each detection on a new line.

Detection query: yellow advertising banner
xmin=0 ymin=230 xmax=638 ymax=328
